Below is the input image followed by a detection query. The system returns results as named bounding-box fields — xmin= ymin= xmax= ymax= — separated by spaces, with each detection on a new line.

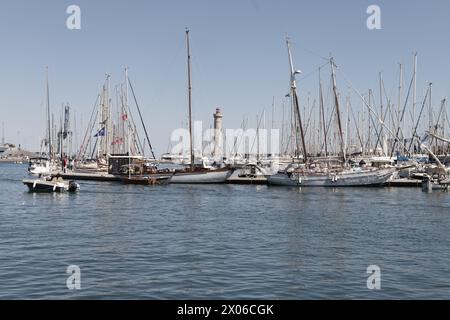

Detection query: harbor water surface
xmin=1 ymin=163 xmax=450 ymax=299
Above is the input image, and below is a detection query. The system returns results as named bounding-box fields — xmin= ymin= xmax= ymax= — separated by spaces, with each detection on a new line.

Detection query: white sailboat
xmin=268 ymin=165 xmax=395 ymax=187
xmin=28 ymin=67 xmax=58 ymax=176
xmin=170 ymin=28 xmax=232 ymax=184
xmin=28 ymin=157 xmax=54 ymax=175
xmin=267 ymin=38 xmax=395 ymax=187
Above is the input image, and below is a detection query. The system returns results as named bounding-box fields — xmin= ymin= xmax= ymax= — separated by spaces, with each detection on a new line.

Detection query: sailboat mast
xmin=319 ymin=68 xmax=327 ymax=158
xmin=186 ymin=28 xmax=194 ymax=170
xmin=46 ymin=67 xmax=52 ymax=159
xmin=125 ymin=67 xmax=129 ymax=155
xmin=286 ymin=38 xmax=307 ymax=163
xmin=1 ymin=121 xmax=4 ymax=145
xmin=330 ymin=58 xmax=346 ymax=162
xmin=412 ymin=53 xmax=417 ymax=143
xmin=379 ymin=72 xmax=384 ymax=155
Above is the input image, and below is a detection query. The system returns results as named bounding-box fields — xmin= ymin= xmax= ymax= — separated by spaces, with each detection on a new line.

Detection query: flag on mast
xmin=94 ymin=127 xmax=106 ymax=137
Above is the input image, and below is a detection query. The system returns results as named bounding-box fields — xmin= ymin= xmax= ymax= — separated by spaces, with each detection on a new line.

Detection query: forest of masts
xmin=42 ymin=53 xmax=450 ymax=162
xmin=42 ymin=68 xmax=156 ymax=162
xmin=268 ymin=53 xmax=449 ymax=161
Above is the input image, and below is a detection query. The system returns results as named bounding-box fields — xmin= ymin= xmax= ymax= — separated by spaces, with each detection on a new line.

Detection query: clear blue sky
xmin=1 ymin=0 xmax=450 ymax=154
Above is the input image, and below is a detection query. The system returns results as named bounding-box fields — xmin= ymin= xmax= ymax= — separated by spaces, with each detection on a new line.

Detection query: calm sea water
xmin=1 ymin=163 xmax=450 ymax=299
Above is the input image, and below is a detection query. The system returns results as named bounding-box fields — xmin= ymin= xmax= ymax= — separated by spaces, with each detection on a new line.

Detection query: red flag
xmin=121 ymin=114 xmax=128 ymax=121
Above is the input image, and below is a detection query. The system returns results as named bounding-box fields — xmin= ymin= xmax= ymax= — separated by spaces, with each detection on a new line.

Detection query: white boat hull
xmin=23 ymin=179 xmax=80 ymax=192
xmin=28 ymin=159 xmax=57 ymax=176
xmin=29 ymin=167 xmax=53 ymax=176
xmin=267 ymin=168 xmax=395 ymax=187
xmin=170 ymin=169 xmax=232 ymax=184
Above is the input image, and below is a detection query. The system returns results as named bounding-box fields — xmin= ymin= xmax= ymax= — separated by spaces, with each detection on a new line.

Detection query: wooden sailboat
xmin=267 ymin=38 xmax=395 ymax=187
xmin=170 ymin=28 xmax=232 ymax=184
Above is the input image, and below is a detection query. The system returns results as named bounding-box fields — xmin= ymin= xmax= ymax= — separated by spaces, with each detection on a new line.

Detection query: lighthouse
xmin=213 ymin=108 xmax=223 ymax=159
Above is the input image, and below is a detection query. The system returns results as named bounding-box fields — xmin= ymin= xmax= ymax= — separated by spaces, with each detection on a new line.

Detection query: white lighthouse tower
xmin=213 ymin=108 xmax=223 ymax=160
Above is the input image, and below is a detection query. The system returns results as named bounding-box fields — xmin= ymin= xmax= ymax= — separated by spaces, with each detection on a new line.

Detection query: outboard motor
xmin=68 ymin=181 xmax=80 ymax=192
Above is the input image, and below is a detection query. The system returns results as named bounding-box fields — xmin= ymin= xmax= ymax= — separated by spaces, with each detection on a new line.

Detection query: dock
xmin=387 ymin=178 xmax=422 ymax=187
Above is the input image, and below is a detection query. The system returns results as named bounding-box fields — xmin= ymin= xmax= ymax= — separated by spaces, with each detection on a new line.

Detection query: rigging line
xmin=297 ymin=61 xmax=330 ymax=84
xmin=367 ymin=101 xmax=382 ymax=151
xmin=428 ymin=98 xmax=446 ymax=148
xmin=373 ymin=98 xmax=391 ymax=152
xmin=407 ymin=87 xmax=430 ymax=153
xmin=128 ymin=77 xmax=156 ymax=160
xmin=381 ymin=77 xmax=396 ymax=137
xmin=77 ymin=93 xmax=100 ymax=160
xmin=389 ymin=73 xmax=414 ymax=157
xmin=365 ymin=90 xmax=383 ymax=152
xmin=297 ymin=46 xmax=330 ymax=61
xmin=120 ymin=88 xmax=144 ymax=156
xmin=250 ymin=109 xmax=265 ymax=157
xmin=337 ymin=68 xmax=411 ymax=153
xmin=319 ymin=95 xmax=337 ymax=155
xmin=304 ymin=99 xmax=317 ymax=136
xmin=233 ymin=117 xmax=248 ymax=157
xmin=349 ymin=101 xmax=364 ymax=151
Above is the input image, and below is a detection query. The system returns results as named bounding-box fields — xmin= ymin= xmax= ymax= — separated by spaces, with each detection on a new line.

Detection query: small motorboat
xmin=23 ymin=176 xmax=80 ymax=193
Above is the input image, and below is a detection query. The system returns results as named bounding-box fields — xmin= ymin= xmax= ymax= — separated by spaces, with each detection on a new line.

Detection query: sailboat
xmin=28 ymin=67 xmax=58 ymax=176
xmin=169 ymin=28 xmax=232 ymax=184
xmin=267 ymin=38 xmax=395 ymax=187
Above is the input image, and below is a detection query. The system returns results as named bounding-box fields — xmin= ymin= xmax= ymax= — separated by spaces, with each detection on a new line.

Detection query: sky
xmin=1 ymin=0 xmax=450 ymax=155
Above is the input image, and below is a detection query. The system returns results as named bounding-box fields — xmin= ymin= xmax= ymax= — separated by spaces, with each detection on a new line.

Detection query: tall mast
xmin=368 ymin=89 xmax=372 ymax=153
xmin=397 ymin=63 xmax=403 ymax=146
xmin=271 ymin=96 xmax=275 ymax=131
xmin=1 ymin=121 xmax=4 ymax=145
xmin=106 ymin=74 xmax=111 ymax=156
xmin=330 ymin=58 xmax=346 ymax=162
xmin=186 ymin=28 xmax=194 ymax=170
xmin=346 ymin=95 xmax=351 ymax=157
xmin=429 ymin=82 xmax=433 ymax=142
xmin=60 ymin=104 xmax=64 ymax=170
xmin=319 ymin=68 xmax=327 ymax=158
xmin=46 ymin=67 xmax=52 ymax=158
xmin=412 ymin=53 xmax=417 ymax=143
xmin=286 ymin=37 xmax=307 ymax=163
xmin=125 ymin=67 xmax=129 ymax=155
xmin=379 ymin=72 xmax=384 ymax=155
xmin=256 ymin=114 xmax=260 ymax=161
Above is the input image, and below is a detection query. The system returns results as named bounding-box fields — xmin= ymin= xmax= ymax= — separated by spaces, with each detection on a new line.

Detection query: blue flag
xmin=94 ymin=127 xmax=106 ymax=137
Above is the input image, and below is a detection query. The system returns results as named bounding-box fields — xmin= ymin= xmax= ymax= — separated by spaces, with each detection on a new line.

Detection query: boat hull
xmin=22 ymin=179 xmax=80 ymax=193
xmin=267 ymin=168 xmax=395 ymax=187
xmin=170 ymin=168 xmax=232 ymax=184
xmin=122 ymin=175 xmax=171 ymax=185
xmin=23 ymin=179 xmax=67 ymax=192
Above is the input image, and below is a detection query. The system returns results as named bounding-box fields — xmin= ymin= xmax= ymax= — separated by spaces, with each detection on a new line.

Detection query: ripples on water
xmin=1 ymin=163 xmax=450 ymax=299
